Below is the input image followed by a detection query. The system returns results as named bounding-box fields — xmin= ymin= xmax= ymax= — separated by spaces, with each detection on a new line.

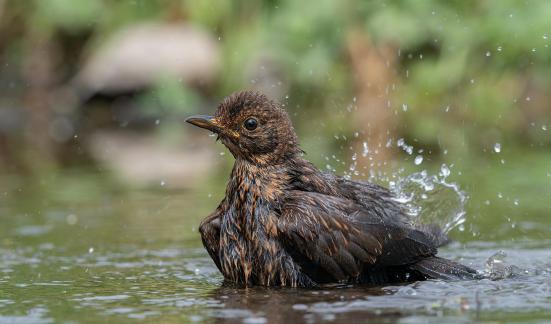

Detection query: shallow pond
xmin=0 ymin=170 xmax=550 ymax=323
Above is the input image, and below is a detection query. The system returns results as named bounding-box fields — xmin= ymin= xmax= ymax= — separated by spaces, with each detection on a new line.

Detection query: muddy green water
xmin=0 ymin=168 xmax=550 ymax=323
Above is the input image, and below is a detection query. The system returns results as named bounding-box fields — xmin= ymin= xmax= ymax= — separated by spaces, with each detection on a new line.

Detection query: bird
xmin=186 ymin=90 xmax=479 ymax=288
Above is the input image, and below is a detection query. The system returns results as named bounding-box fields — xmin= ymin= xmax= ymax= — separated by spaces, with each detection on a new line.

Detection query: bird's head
xmin=186 ymin=91 xmax=301 ymax=166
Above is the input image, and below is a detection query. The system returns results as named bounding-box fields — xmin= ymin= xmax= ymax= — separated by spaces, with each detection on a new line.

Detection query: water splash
xmin=388 ymin=164 xmax=467 ymax=233
xmin=485 ymin=250 xmax=522 ymax=280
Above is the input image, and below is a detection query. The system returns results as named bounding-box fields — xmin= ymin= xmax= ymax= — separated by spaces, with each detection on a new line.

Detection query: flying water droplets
xmin=439 ymin=164 xmax=451 ymax=177
xmin=362 ymin=142 xmax=369 ymax=157
xmin=389 ymin=165 xmax=467 ymax=234
xmin=397 ymin=138 xmax=413 ymax=155
xmin=414 ymin=155 xmax=423 ymax=165
xmin=494 ymin=143 xmax=501 ymax=153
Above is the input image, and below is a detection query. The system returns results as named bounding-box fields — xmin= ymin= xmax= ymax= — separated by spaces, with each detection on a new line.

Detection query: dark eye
xmin=244 ymin=118 xmax=258 ymax=131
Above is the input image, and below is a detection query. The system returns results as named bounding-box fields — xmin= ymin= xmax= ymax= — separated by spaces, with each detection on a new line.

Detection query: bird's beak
xmin=185 ymin=115 xmax=223 ymax=133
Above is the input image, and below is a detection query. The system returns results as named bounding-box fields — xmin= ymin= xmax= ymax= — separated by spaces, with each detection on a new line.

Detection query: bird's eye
xmin=243 ymin=118 xmax=258 ymax=131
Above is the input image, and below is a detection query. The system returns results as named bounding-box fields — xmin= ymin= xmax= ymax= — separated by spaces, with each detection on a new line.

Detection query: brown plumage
xmin=186 ymin=90 xmax=478 ymax=287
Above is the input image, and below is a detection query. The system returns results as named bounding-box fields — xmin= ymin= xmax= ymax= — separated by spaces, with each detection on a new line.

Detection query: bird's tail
xmin=409 ymin=256 xmax=480 ymax=280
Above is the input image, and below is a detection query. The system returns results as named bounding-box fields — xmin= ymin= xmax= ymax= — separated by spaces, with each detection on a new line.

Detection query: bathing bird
xmin=186 ymin=90 xmax=478 ymax=287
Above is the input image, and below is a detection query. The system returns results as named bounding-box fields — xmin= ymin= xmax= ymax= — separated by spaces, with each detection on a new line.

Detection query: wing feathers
xmin=277 ymin=191 xmax=438 ymax=283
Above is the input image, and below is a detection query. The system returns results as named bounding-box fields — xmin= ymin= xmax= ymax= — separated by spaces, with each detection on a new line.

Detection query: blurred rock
xmin=87 ymin=130 xmax=218 ymax=189
xmin=74 ymin=23 xmax=220 ymax=98
xmin=0 ymin=105 xmax=23 ymax=134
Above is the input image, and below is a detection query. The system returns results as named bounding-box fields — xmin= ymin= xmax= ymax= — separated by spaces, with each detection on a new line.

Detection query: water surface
xmin=0 ymin=171 xmax=549 ymax=323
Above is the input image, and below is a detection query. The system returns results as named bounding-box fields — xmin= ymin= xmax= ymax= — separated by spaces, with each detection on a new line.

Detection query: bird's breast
xmin=217 ymin=160 xmax=304 ymax=286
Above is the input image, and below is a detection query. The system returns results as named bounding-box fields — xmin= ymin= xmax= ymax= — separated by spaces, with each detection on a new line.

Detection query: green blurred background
xmin=0 ymin=0 xmax=550 ymax=242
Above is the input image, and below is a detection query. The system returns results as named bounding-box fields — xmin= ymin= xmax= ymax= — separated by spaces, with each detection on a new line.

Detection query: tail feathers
xmin=410 ymin=256 xmax=480 ymax=280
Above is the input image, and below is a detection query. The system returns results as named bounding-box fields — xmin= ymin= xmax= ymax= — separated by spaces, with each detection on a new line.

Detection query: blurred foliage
xmin=0 ymin=0 xmax=550 ymax=180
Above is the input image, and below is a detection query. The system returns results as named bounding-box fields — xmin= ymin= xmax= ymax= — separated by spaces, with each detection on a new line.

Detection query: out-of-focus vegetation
xmin=1 ymin=1 xmax=550 ymax=240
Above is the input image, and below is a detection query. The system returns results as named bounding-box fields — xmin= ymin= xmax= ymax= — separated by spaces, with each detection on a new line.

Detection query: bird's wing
xmin=334 ymin=176 xmax=450 ymax=247
xmin=277 ymin=190 xmax=437 ymax=282
xmin=199 ymin=204 xmax=224 ymax=273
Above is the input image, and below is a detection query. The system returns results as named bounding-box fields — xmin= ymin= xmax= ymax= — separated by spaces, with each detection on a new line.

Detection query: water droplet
xmin=397 ymin=138 xmax=404 ymax=147
xmin=542 ymin=125 xmax=548 ymax=131
xmin=402 ymin=103 xmax=408 ymax=111
xmin=219 ymin=151 xmax=225 ymax=156
xmin=160 ymin=180 xmax=166 ymax=186
xmin=498 ymin=192 xmax=503 ymax=198
xmin=494 ymin=143 xmax=501 ymax=153
xmin=439 ymin=164 xmax=451 ymax=177
xmin=351 ymin=153 xmax=357 ymax=161
xmin=485 ymin=51 xmax=491 ymax=57
xmin=155 ymin=119 xmax=160 ymax=125
xmin=414 ymin=155 xmax=423 ymax=165
xmin=526 ymin=96 xmax=531 ymax=101
xmin=544 ymin=34 xmax=549 ymax=40
xmin=362 ymin=142 xmax=369 ymax=157
xmin=513 ymin=199 xmax=519 ymax=206
xmin=532 ymin=48 xmax=537 ymax=52
xmin=89 ymin=247 xmax=94 ymax=254
xmin=470 ymin=79 xmax=475 ymax=84
xmin=352 ymin=96 xmax=357 ymax=103
xmin=497 ymin=46 xmax=502 ymax=52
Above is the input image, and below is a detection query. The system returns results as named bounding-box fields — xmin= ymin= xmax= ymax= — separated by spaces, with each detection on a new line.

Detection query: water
xmin=0 ymin=171 xmax=550 ymax=323
xmin=389 ymin=166 xmax=467 ymax=234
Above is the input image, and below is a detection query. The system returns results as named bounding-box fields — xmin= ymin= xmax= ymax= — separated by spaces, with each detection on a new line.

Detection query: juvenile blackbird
xmin=186 ymin=90 xmax=478 ymax=287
